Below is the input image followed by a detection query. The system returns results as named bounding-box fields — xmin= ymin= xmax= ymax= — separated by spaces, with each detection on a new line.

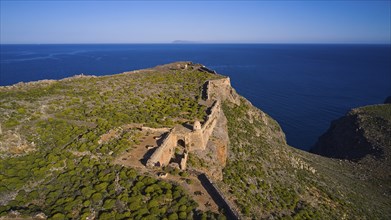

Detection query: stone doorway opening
xmin=177 ymin=139 xmax=186 ymax=148
xmin=169 ymin=139 xmax=187 ymax=169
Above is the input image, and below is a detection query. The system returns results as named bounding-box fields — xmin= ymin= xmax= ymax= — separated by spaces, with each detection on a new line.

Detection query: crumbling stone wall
xmin=141 ymin=127 xmax=170 ymax=133
xmin=147 ymin=101 xmax=221 ymax=169
xmin=200 ymin=101 xmax=220 ymax=150
xmin=146 ymin=131 xmax=177 ymax=167
xmin=204 ymin=78 xmax=240 ymax=105
xmin=180 ymin=152 xmax=188 ymax=170
xmin=146 ymin=77 xmax=235 ymax=170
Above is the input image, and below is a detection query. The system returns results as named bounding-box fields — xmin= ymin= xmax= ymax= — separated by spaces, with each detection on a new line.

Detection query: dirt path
xmin=164 ymin=173 xmax=219 ymax=212
xmin=113 ymin=131 xmax=162 ymax=169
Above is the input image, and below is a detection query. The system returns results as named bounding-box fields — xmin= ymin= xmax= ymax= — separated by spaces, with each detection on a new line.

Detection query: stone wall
xmin=200 ymin=101 xmax=220 ymax=150
xmin=198 ymin=174 xmax=240 ymax=219
xmin=180 ymin=152 xmax=188 ymax=170
xmin=205 ymin=78 xmax=240 ymax=105
xmin=141 ymin=127 xmax=170 ymax=133
xmin=188 ymin=129 xmax=204 ymax=151
xmin=146 ymin=131 xmax=177 ymax=167
xmin=146 ymin=101 xmax=221 ymax=168
xmin=146 ymin=77 xmax=232 ymax=170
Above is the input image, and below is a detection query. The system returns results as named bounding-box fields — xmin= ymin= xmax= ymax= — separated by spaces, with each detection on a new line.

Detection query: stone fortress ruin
xmin=146 ymin=100 xmax=221 ymax=170
xmin=146 ymin=64 xmax=240 ymax=171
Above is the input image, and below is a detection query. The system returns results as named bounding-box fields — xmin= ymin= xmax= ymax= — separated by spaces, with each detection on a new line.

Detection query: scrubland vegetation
xmin=221 ymin=99 xmax=390 ymax=219
xmin=1 ymin=152 xmax=199 ymax=219
xmin=0 ymin=64 xmax=223 ymax=219
xmin=1 ymin=63 xmax=389 ymax=219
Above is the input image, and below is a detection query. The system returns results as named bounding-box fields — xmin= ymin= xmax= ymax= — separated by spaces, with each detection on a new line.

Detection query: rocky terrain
xmin=0 ymin=62 xmax=390 ymax=219
xmin=311 ymin=104 xmax=391 ymax=162
xmin=311 ymin=102 xmax=391 ymax=213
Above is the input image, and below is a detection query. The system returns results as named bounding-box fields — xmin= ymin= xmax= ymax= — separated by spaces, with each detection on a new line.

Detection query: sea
xmin=1 ymin=44 xmax=390 ymax=151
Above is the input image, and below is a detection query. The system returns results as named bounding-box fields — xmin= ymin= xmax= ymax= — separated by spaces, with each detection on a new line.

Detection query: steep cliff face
xmin=219 ymin=91 xmax=391 ymax=219
xmin=310 ymin=104 xmax=391 ymax=204
xmin=188 ymin=105 xmax=230 ymax=180
xmin=311 ymin=110 xmax=380 ymax=160
xmin=311 ymin=104 xmax=391 ymax=166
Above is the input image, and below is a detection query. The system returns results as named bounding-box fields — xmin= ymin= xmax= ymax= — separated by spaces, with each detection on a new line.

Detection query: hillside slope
xmin=0 ymin=62 xmax=226 ymax=219
xmin=218 ymin=97 xmax=390 ymax=219
xmin=0 ymin=62 xmax=389 ymax=219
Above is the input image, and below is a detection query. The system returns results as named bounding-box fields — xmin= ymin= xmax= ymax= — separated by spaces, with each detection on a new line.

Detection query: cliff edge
xmin=1 ymin=62 xmax=390 ymax=219
xmin=311 ymin=104 xmax=391 ymax=164
xmin=310 ymin=103 xmax=391 ymax=205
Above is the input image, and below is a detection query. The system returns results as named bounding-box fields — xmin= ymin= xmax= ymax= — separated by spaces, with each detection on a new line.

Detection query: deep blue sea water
xmin=1 ymin=44 xmax=390 ymax=151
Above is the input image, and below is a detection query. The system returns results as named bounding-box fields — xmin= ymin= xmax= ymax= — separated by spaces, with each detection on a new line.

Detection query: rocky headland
xmin=0 ymin=62 xmax=390 ymax=219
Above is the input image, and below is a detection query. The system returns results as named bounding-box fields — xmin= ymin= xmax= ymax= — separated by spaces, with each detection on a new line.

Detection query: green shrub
xmin=102 ymin=199 xmax=115 ymax=210
xmin=51 ymin=213 xmax=66 ymax=220
xmin=168 ymin=213 xmax=179 ymax=220
xmin=91 ymin=193 xmax=103 ymax=204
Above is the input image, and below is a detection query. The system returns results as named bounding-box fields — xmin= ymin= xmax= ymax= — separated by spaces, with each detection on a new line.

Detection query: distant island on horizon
xmin=1 ymin=42 xmax=391 ymax=45
xmin=172 ymin=40 xmax=202 ymax=44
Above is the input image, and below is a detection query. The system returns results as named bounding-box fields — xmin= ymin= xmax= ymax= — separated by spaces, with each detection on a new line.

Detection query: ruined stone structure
xmin=146 ymin=100 xmax=221 ymax=170
xmin=202 ymin=77 xmax=240 ymax=105
xmin=146 ymin=74 xmax=238 ymax=170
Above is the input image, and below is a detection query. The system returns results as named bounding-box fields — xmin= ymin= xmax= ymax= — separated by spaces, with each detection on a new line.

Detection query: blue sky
xmin=0 ymin=1 xmax=390 ymax=44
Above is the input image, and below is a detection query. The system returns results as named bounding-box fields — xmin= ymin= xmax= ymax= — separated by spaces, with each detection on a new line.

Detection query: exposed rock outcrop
xmin=311 ymin=104 xmax=391 ymax=182
xmin=311 ymin=104 xmax=391 ymax=161
xmin=0 ymin=131 xmax=36 ymax=157
xmin=191 ymin=103 xmax=230 ymax=180
xmin=202 ymin=78 xmax=240 ymax=105
xmin=311 ymin=112 xmax=377 ymax=160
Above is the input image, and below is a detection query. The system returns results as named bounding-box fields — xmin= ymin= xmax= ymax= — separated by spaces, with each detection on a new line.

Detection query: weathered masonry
xmin=146 ymin=74 xmax=239 ymax=170
xmin=146 ymin=100 xmax=221 ymax=170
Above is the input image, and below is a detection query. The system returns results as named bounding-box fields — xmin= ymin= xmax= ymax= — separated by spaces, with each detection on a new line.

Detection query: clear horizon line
xmin=1 ymin=42 xmax=390 ymax=45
